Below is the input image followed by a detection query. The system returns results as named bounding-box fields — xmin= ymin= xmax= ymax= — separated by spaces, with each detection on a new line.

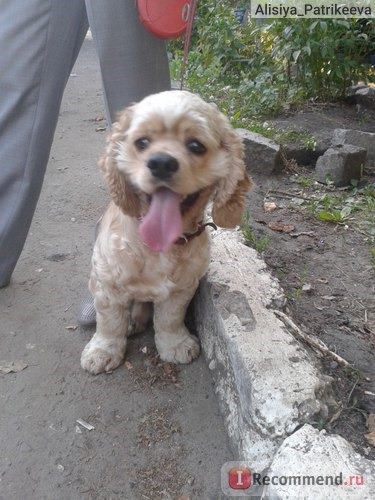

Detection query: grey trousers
xmin=0 ymin=0 xmax=170 ymax=286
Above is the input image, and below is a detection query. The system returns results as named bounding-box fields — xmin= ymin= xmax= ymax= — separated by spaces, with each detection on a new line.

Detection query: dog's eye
xmin=187 ymin=140 xmax=206 ymax=155
xmin=134 ymin=138 xmax=151 ymax=151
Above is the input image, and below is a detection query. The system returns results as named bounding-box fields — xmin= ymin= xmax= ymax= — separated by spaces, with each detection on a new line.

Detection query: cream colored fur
xmin=81 ymin=90 xmax=251 ymax=374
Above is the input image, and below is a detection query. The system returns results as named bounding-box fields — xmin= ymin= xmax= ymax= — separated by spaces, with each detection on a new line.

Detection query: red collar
xmin=174 ymin=221 xmax=217 ymax=245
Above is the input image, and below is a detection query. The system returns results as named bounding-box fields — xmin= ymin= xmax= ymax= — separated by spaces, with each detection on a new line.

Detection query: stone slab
xmin=315 ymin=144 xmax=367 ymax=186
xmin=355 ymin=86 xmax=375 ymax=110
xmin=236 ymin=128 xmax=283 ymax=176
xmin=194 ymin=230 xmax=334 ymax=470
xmin=264 ymin=424 xmax=375 ymax=499
xmin=332 ymin=128 xmax=375 ymax=171
xmin=194 ymin=229 xmax=375 ymax=498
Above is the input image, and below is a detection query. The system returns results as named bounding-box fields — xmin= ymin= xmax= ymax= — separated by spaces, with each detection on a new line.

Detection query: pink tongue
xmin=139 ymin=188 xmax=182 ymax=252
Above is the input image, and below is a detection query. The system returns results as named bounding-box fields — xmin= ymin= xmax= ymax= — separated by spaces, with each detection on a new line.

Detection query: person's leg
xmin=77 ymin=0 xmax=170 ymax=325
xmin=85 ymin=0 xmax=171 ymax=123
xmin=0 ymin=0 xmax=89 ymax=287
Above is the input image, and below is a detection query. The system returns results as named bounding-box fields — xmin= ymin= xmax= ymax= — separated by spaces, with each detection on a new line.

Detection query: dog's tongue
xmin=139 ymin=188 xmax=182 ymax=252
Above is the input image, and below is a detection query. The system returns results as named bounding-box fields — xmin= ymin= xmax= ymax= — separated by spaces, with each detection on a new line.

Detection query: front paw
xmin=81 ymin=335 xmax=126 ymax=374
xmin=156 ymin=333 xmax=200 ymax=364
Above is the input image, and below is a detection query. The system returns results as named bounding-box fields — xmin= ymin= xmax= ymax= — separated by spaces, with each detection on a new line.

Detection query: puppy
xmin=81 ymin=90 xmax=251 ymax=374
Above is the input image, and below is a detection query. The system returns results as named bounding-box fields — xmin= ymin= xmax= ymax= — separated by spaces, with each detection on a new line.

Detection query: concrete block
xmin=348 ymin=84 xmax=368 ymax=95
xmin=355 ymin=86 xmax=375 ymax=110
xmin=264 ymin=424 xmax=375 ymax=499
xmin=332 ymin=128 xmax=375 ymax=171
xmin=194 ymin=230 xmax=334 ymax=470
xmin=315 ymin=145 xmax=367 ymax=186
xmin=236 ymin=128 xmax=283 ymax=176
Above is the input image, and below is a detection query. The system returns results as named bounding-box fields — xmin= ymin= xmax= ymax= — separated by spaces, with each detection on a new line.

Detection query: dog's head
xmin=100 ymin=90 xmax=251 ymax=252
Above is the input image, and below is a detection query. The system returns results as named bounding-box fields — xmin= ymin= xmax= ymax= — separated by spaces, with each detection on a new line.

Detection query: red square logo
xmin=228 ymin=466 xmax=252 ymax=490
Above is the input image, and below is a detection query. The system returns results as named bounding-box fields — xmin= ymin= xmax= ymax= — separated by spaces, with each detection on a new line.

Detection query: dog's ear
xmin=212 ymin=119 xmax=252 ymax=228
xmin=99 ymin=107 xmax=141 ymax=217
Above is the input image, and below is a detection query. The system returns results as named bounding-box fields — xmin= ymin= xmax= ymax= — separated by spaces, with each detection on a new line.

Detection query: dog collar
xmin=174 ymin=221 xmax=217 ymax=245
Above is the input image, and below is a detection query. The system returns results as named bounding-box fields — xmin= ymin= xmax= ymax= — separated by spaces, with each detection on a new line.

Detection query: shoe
xmin=77 ymin=219 xmax=101 ymax=326
xmin=77 ymin=289 xmax=96 ymax=326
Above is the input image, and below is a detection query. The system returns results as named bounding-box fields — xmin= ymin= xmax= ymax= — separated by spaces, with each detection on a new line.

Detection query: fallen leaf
xmin=0 ymin=360 xmax=28 ymax=374
xmin=290 ymin=231 xmax=315 ymax=238
xmin=365 ymin=414 xmax=375 ymax=445
xmin=367 ymin=414 xmax=375 ymax=431
xmin=264 ymin=201 xmax=277 ymax=213
xmin=162 ymin=363 xmax=174 ymax=376
xmin=65 ymin=325 xmax=78 ymax=331
xmin=322 ymin=295 xmax=336 ymax=301
xmin=76 ymin=418 xmax=95 ymax=431
xmin=162 ymin=362 xmax=179 ymax=382
xmin=328 ymin=405 xmax=343 ymax=424
xmin=314 ymin=303 xmax=329 ymax=311
xmin=268 ymin=221 xmax=295 ymax=233
xmin=365 ymin=431 xmax=375 ymax=446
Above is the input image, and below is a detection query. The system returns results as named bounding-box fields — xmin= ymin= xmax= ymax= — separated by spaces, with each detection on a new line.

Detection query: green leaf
xmin=318 ymin=210 xmax=336 ymax=222
xmin=341 ymin=206 xmax=352 ymax=218
xmin=303 ymin=45 xmax=312 ymax=56
xmin=293 ymin=50 xmax=301 ymax=62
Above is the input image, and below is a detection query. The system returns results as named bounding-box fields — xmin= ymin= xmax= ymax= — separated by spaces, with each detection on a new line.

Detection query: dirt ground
xmin=0 ymin=37 xmax=233 ymax=500
xmin=246 ymin=102 xmax=375 ymax=460
xmin=2 ymin=33 xmax=374 ymax=499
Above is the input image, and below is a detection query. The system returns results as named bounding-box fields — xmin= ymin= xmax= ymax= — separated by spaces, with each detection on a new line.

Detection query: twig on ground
xmin=266 ymin=189 xmax=315 ymax=201
xmin=274 ymin=310 xmax=351 ymax=368
xmin=347 ymin=377 xmax=360 ymax=404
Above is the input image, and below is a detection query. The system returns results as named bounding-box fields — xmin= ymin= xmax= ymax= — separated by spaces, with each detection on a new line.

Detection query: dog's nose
xmin=147 ymin=154 xmax=179 ymax=180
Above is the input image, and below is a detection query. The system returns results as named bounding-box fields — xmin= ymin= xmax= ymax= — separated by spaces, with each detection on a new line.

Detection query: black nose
xmin=147 ymin=154 xmax=179 ymax=180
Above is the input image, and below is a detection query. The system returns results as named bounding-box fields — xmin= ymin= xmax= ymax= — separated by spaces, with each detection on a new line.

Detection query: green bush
xmin=267 ymin=18 xmax=374 ymax=99
xmin=169 ymin=1 xmax=375 ymax=118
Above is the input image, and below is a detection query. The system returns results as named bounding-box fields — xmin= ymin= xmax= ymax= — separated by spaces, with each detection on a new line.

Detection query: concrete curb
xmin=265 ymin=424 xmax=375 ymax=499
xmin=194 ymin=229 xmax=375 ymax=496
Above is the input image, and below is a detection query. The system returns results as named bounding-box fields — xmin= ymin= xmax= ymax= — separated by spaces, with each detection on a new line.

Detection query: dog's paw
xmin=156 ymin=333 xmax=200 ymax=364
xmin=81 ymin=336 xmax=126 ymax=374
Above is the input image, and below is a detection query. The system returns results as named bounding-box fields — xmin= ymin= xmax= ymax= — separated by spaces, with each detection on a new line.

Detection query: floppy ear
xmin=212 ymin=119 xmax=252 ymax=228
xmin=99 ymin=107 xmax=141 ymax=218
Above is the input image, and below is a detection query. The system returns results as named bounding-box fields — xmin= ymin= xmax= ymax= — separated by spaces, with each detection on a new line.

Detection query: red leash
xmin=137 ymin=0 xmax=197 ymax=89
xmin=180 ymin=0 xmax=198 ymax=89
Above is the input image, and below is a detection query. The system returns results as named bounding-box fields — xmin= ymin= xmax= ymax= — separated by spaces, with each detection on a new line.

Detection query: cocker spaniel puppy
xmin=81 ymin=90 xmax=251 ymax=374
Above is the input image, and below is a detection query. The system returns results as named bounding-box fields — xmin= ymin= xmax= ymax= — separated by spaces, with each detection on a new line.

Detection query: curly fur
xmin=81 ymin=90 xmax=251 ymax=374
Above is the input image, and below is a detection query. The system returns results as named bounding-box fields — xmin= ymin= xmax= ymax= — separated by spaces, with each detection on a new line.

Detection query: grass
xmin=286 ymin=288 xmax=302 ymax=301
xmin=242 ymin=174 xmax=374 ymax=260
xmin=240 ymin=211 xmax=270 ymax=253
xmin=296 ymin=179 xmax=375 ymax=243
xmin=227 ymin=116 xmax=317 ymax=150
xmin=295 ymin=176 xmax=315 ymax=189
xmin=272 ymin=129 xmax=317 ymax=150
xmin=370 ymin=248 xmax=375 ymax=270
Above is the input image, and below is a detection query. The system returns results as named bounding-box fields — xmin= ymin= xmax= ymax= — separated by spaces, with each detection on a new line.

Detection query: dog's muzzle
xmin=147 ymin=153 xmax=179 ymax=180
